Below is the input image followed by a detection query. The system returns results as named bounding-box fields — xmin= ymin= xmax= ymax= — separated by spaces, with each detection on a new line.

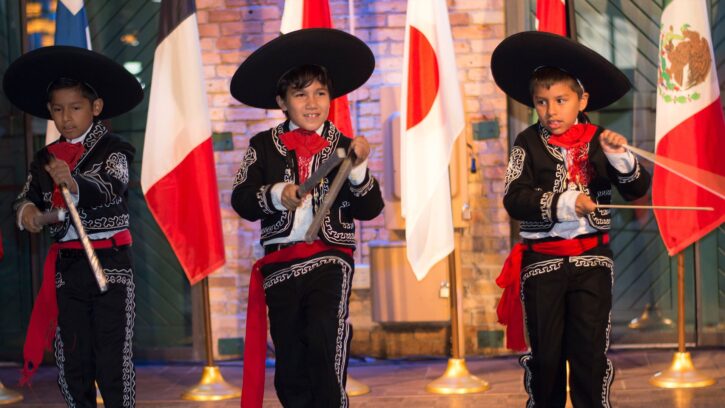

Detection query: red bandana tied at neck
xmin=547 ymin=123 xmax=597 ymax=186
xmin=279 ymin=129 xmax=329 ymax=183
xmin=47 ymin=141 xmax=85 ymax=208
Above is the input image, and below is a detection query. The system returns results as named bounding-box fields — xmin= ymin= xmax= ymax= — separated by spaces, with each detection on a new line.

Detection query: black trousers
xmin=261 ymin=249 xmax=354 ymax=408
xmin=519 ymin=245 xmax=614 ymax=408
xmin=54 ymin=245 xmax=136 ymax=408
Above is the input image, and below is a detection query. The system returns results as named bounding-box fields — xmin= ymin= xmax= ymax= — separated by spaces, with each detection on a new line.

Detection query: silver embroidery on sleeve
xmin=233 ymin=147 xmax=257 ymax=188
xmin=617 ymin=161 xmax=641 ymax=184
xmin=540 ymin=191 xmax=554 ymax=222
xmin=106 ymin=153 xmax=129 ymax=184
xmin=504 ymin=146 xmax=525 ymax=195
xmin=349 ymin=174 xmax=375 ymax=197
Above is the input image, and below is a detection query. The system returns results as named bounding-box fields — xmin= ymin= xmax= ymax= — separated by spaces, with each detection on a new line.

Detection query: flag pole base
xmin=628 ymin=304 xmax=673 ymax=330
xmin=346 ymin=375 xmax=370 ymax=396
xmin=0 ymin=381 xmax=22 ymax=405
xmin=181 ymin=365 xmax=241 ymax=401
xmin=650 ymin=352 xmax=716 ymax=389
xmin=425 ymin=358 xmax=489 ymax=395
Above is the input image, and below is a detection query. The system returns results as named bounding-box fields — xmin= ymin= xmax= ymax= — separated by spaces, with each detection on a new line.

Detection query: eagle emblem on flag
xmin=658 ymin=24 xmax=712 ymax=103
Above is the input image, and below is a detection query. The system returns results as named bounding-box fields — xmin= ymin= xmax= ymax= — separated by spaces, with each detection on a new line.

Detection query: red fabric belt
xmin=495 ymin=233 xmax=609 ymax=352
xmin=241 ymin=240 xmax=352 ymax=408
xmin=20 ymin=229 xmax=132 ymax=385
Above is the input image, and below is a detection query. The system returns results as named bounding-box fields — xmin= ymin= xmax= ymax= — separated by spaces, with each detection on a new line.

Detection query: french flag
xmin=141 ymin=0 xmax=225 ymax=284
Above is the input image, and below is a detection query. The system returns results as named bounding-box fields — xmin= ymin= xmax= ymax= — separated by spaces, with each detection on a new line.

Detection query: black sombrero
xmin=230 ymin=28 xmax=375 ymax=109
xmin=491 ymin=31 xmax=631 ymax=111
xmin=2 ymin=45 xmax=143 ymax=119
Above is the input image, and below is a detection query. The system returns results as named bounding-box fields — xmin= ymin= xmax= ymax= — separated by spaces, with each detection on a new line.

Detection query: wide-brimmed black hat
xmin=230 ymin=28 xmax=375 ymax=109
xmin=2 ymin=45 xmax=143 ymax=119
xmin=491 ymin=31 xmax=631 ymax=111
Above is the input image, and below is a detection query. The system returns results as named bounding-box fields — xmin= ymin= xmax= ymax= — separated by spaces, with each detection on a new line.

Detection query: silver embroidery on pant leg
xmin=571 ymin=255 xmax=615 ymax=407
xmin=262 ymin=255 xmax=353 ymax=406
xmin=335 ymin=258 xmax=353 ymax=408
xmin=519 ymin=258 xmax=564 ymax=408
xmin=54 ymin=327 xmax=76 ymax=407
xmin=105 ymin=269 xmax=136 ymax=407
xmin=520 ymin=354 xmax=534 ymax=408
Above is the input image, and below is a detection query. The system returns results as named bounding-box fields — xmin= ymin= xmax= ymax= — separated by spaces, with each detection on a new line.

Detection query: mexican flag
xmin=654 ymin=0 xmax=725 ymax=255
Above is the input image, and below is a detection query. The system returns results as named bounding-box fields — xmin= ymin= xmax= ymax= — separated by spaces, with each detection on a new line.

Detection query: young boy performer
xmin=230 ymin=28 xmax=383 ymax=407
xmin=492 ymin=32 xmax=651 ymax=407
xmin=5 ymin=45 xmax=143 ymax=407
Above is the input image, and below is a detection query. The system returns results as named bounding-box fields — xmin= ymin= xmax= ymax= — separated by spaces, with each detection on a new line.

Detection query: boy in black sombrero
xmin=492 ymin=32 xmax=651 ymax=407
xmin=4 ymin=45 xmax=142 ymax=407
xmin=230 ymin=28 xmax=383 ymax=408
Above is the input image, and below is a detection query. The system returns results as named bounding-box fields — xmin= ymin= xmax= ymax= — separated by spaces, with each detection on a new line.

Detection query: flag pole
xmin=182 ymin=277 xmax=241 ymax=401
xmin=342 ymin=0 xmax=369 ymax=395
xmin=0 ymin=381 xmax=22 ymax=405
xmin=425 ymin=229 xmax=489 ymax=394
xmin=649 ymin=252 xmax=715 ymax=388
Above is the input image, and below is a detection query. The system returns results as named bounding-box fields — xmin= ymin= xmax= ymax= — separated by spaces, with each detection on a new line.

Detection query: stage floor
xmin=1 ymin=348 xmax=722 ymax=407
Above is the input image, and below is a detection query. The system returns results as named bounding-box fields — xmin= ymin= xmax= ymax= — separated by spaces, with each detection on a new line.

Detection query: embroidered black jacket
xmin=13 ymin=122 xmax=134 ymax=240
xmin=231 ymin=121 xmax=384 ymax=248
xmin=503 ymin=123 xmax=651 ymax=232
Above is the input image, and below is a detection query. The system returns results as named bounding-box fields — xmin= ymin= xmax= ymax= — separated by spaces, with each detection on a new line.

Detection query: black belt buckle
xmin=264 ymin=241 xmax=300 ymax=255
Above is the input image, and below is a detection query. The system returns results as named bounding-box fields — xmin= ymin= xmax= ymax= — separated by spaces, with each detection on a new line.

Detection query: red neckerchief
xmin=495 ymin=234 xmax=609 ymax=351
xmin=241 ymin=241 xmax=353 ymax=408
xmin=279 ymin=129 xmax=329 ymax=183
xmin=20 ymin=230 xmax=132 ymax=385
xmin=46 ymin=141 xmax=85 ymax=208
xmin=547 ymin=123 xmax=597 ymax=186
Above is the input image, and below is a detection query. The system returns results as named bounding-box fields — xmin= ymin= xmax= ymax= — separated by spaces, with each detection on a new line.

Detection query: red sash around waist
xmin=495 ymin=234 xmax=609 ymax=352
xmin=241 ymin=240 xmax=352 ymax=408
xmin=20 ymin=229 xmax=132 ymax=385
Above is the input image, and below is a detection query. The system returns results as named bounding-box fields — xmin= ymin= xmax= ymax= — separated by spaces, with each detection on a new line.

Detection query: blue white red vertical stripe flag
xmin=47 ymin=0 xmax=92 ymax=144
xmin=400 ymin=0 xmax=464 ymax=280
xmin=653 ymin=0 xmax=725 ymax=255
xmin=141 ymin=0 xmax=225 ymax=284
xmin=280 ymin=0 xmax=355 ymax=137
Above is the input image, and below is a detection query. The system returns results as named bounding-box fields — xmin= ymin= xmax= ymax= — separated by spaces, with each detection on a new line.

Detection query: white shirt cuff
xmin=605 ymin=150 xmax=635 ymax=174
xmin=556 ymin=190 xmax=582 ymax=222
xmin=271 ymin=182 xmax=291 ymax=211
xmin=16 ymin=202 xmax=34 ymax=231
xmin=348 ymin=159 xmax=368 ymax=186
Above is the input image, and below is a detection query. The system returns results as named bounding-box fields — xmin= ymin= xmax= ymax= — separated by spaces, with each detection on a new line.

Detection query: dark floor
xmin=1 ymin=349 xmax=723 ymax=407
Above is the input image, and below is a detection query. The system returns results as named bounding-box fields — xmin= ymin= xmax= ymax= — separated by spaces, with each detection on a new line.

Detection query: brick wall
xmin=197 ymin=0 xmax=512 ymax=359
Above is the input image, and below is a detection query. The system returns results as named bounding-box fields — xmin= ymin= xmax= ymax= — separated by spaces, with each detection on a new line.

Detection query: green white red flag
xmin=654 ymin=0 xmax=725 ymax=255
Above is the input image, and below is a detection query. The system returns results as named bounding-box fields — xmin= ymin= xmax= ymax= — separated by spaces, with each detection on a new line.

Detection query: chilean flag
xmin=46 ymin=0 xmax=92 ymax=145
xmin=141 ymin=0 xmax=225 ymax=284
xmin=280 ymin=0 xmax=355 ymax=137
xmin=400 ymin=0 xmax=464 ymax=280
xmin=653 ymin=0 xmax=725 ymax=255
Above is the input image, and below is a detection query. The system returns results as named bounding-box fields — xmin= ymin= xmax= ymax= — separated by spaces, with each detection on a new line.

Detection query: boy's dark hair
xmin=530 ymin=66 xmax=590 ymax=123
xmin=276 ymin=64 xmax=333 ymax=100
xmin=529 ymin=66 xmax=584 ymax=99
xmin=46 ymin=77 xmax=99 ymax=103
